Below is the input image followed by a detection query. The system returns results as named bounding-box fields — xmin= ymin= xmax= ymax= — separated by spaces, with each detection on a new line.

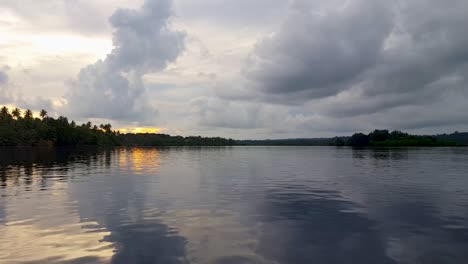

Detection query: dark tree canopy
xmin=348 ymin=130 xmax=457 ymax=147
xmin=0 ymin=106 xmax=463 ymax=147
xmin=0 ymin=106 xmax=118 ymax=146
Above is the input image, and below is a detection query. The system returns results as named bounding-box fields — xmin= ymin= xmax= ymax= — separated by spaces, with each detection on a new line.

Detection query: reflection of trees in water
xmin=2 ymin=147 xmax=468 ymax=264
xmin=0 ymin=147 xmax=110 ymax=190
xmin=1 ymin=147 xmax=190 ymax=264
xmin=0 ymin=148 xmax=118 ymax=264
xmin=351 ymin=147 xmax=410 ymax=161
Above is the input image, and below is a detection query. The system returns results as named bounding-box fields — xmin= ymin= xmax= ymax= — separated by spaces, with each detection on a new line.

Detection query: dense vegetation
xmin=239 ymin=130 xmax=462 ymax=146
xmin=435 ymin=132 xmax=468 ymax=146
xmin=347 ymin=130 xmax=459 ymax=146
xmin=237 ymin=137 xmax=347 ymax=146
xmin=0 ymin=106 xmax=464 ymax=147
xmin=119 ymin=133 xmax=235 ymax=146
xmin=0 ymin=106 xmax=118 ymax=146
xmin=0 ymin=106 xmax=235 ymax=147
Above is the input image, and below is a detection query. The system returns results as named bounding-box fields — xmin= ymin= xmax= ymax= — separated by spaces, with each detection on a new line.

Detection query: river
xmin=1 ymin=147 xmax=467 ymax=264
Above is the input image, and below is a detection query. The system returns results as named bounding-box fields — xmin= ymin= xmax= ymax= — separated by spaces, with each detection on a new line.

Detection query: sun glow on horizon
xmin=119 ymin=127 xmax=165 ymax=134
xmin=0 ymin=105 xmax=44 ymax=119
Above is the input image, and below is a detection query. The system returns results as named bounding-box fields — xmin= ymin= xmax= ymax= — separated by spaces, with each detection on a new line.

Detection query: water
xmin=1 ymin=147 xmax=468 ymax=264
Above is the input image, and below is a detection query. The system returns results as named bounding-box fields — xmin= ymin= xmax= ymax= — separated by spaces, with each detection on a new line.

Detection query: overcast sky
xmin=1 ymin=0 xmax=468 ymax=139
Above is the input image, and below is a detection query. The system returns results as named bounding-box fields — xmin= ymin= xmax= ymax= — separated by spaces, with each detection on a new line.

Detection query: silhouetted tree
xmin=100 ymin=124 xmax=112 ymax=133
xmin=0 ymin=108 xmax=120 ymax=146
xmin=0 ymin=106 xmax=11 ymax=121
xmin=12 ymin=108 xmax=21 ymax=119
xmin=39 ymin=109 xmax=48 ymax=119
xmin=24 ymin=109 xmax=33 ymax=120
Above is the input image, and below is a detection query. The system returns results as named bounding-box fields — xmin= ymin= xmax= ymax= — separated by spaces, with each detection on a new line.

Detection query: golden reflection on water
xmin=118 ymin=148 xmax=160 ymax=175
xmin=0 ymin=220 xmax=114 ymax=264
xmin=0 ymin=180 xmax=115 ymax=264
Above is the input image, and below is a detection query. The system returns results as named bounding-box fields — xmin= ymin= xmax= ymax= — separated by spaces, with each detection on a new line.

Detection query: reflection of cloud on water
xmin=106 ymin=218 xmax=188 ymax=264
xmin=347 ymin=148 xmax=468 ymax=263
xmin=158 ymin=209 xmax=276 ymax=264
xmin=65 ymin=148 xmax=188 ymax=264
xmin=0 ymin=148 xmax=122 ymax=264
xmin=365 ymin=187 xmax=468 ymax=263
xmin=0 ymin=220 xmax=114 ymax=264
xmin=68 ymin=147 xmax=274 ymax=263
xmin=2 ymin=147 xmax=468 ymax=264
xmin=0 ymin=181 xmax=115 ymax=264
xmin=253 ymin=187 xmax=396 ymax=264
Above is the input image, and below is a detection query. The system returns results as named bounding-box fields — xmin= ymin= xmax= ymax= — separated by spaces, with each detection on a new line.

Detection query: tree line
xmin=237 ymin=130 xmax=461 ymax=146
xmin=347 ymin=130 xmax=459 ymax=146
xmin=0 ymin=106 xmax=463 ymax=147
xmin=0 ymin=106 xmax=235 ymax=146
xmin=0 ymin=106 xmax=118 ymax=146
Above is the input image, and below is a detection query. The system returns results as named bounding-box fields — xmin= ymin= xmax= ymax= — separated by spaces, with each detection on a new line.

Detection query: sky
xmin=1 ymin=0 xmax=468 ymax=139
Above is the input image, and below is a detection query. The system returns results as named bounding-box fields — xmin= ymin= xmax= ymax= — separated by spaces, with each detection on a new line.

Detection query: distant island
xmin=0 ymin=106 xmax=466 ymax=147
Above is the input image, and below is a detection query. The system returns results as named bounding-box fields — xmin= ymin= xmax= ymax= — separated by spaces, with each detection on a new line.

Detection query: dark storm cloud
xmin=244 ymin=0 xmax=393 ymax=101
xmin=243 ymin=0 xmax=468 ymax=115
xmin=66 ymin=0 xmax=185 ymax=125
xmin=159 ymin=0 xmax=468 ymax=136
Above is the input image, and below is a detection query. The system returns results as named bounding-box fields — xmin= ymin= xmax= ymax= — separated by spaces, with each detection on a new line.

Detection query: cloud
xmin=0 ymin=0 xmax=131 ymax=35
xmin=240 ymin=0 xmax=468 ymax=107
xmin=66 ymin=0 xmax=185 ymax=125
xmin=0 ymin=66 xmax=55 ymax=110
xmin=243 ymin=0 xmax=394 ymax=102
xmin=15 ymin=96 xmax=54 ymax=112
xmin=190 ymin=96 xmax=264 ymax=129
xmin=174 ymin=0 xmax=287 ymax=27
xmin=0 ymin=70 xmax=7 ymax=86
xmin=0 ymin=67 xmax=11 ymax=103
xmin=187 ymin=0 xmax=468 ymax=136
xmin=3 ymin=0 xmax=468 ymax=137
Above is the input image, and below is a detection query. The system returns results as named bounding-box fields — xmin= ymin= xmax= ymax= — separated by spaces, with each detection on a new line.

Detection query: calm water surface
xmin=1 ymin=147 xmax=468 ymax=264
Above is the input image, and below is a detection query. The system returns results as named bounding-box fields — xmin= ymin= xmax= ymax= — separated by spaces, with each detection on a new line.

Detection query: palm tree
xmin=12 ymin=108 xmax=21 ymax=119
xmin=0 ymin=106 xmax=10 ymax=121
xmin=39 ymin=109 xmax=48 ymax=119
xmin=24 ymin=109 xmax=33 ymax=120
xmin=104 ymin=124 xmax=112 ymax=133
xmin=100 ymin=124 xmax=112 ymax=133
